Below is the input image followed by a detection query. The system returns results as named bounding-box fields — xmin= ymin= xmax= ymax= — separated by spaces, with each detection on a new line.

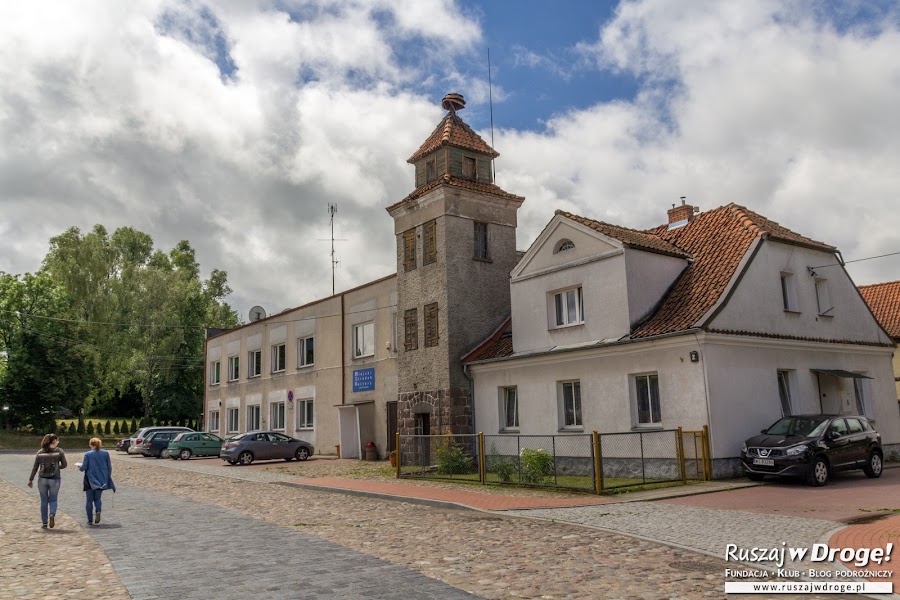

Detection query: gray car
xmin=220 ymin=431 xmax=314 ymax=465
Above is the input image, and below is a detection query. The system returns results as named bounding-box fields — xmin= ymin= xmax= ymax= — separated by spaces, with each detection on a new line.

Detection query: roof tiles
xmin=858 ymin=280 xmax=900 ymax=339
xmin=407 ymin=112 xmax=499 ymax=163
xmin=386 ymin=174 xmax=523 ymax=213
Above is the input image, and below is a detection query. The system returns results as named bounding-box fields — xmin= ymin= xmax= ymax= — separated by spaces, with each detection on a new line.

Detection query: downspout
xmin=202 ymin=331 xmax=208 ymax=430
xmin=340 ymin=293 xmax=345 ymax=406
xmin=694 ymin=331 xmax=714 ymax=475
xmin=463 ymin=363 xmax=476 ymax=435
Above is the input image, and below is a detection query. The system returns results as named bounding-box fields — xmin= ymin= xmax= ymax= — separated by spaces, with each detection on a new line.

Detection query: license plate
xmin=753 ymin=458 xmax=774 ymax=466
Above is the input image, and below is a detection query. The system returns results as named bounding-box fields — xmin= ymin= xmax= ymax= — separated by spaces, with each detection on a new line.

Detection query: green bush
xmin=520 ymin=448 xmax=554 ymax=484
xmin=86 ymin=421 xmax=95 ymax=436
xmin=48 ymin=420 xmax=57 ymax=434
xmin=131 ymin=418 xmax=138 ymax=432
xmin=435 ymin=442 xmax=472 ymax=475
xmin=104 ymin=420 xmax=111 ymax=435
xmin=76 ymin=416 xmax=84 ymax=435
xmin=67 ymin=422 xmax=76 ymax=435
xmin=113 ymin=421 xmax=120 ymax=435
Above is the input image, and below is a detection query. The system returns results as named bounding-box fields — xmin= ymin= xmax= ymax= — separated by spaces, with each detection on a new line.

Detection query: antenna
xmin=488 ymin=47 xmax=495 ymax=183
xmin=317 ymin=205 xmax=347 ymax=296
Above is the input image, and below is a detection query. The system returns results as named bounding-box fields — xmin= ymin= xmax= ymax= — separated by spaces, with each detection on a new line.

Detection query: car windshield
xmin=226 ymin=433 xmax=245 ymax=441
xmin=764 ymin=416 xmax=830 ymax=437
xmin=172 ymin=433 xmax=185 ymax=442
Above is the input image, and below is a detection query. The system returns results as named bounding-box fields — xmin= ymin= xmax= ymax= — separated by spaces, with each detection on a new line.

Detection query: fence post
xmin=677 ymin=427 xmax=686 ymax=483
xmin=703 ymin=424 xmax=711 ymax=480
xmin=395 ymin=432 xmax=401 ymax=479
xmin=478 ymin=432 xmax=485 ymax=484
xmin=592 ymin=431 xmax=603 ymax=495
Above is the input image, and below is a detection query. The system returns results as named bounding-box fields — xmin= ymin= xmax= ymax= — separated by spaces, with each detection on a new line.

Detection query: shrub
xmin=76 ymin=416 xmax=84 ymax=435
xmin=131 ymin=418 xmax=139 ymax=432
xmin=520 ymin=448 xmax=554 ymax=484
xmin=113 ymin=421 xmax=120 ymax=435
xmin=104 ymin=420 xmax=111 ymax=435
xmin=435 ymin=442 xmax=472 ymax=475
xmin=67 ymin=422 xmax=76 ymax=435
xmin=48 ymin=420 xmax=57 ymax=434
xmin=86 ymin=421 xmax=95 ymax=436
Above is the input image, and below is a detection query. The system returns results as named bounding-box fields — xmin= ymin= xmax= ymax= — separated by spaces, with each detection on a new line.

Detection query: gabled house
xmin=464 ymin=202 xmax=899 ymax=476
xmin=859 ymin=280 xmax=900 ymax=400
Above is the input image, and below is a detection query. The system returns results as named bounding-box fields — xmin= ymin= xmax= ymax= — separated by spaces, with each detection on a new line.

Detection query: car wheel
xmin=746 ymin=473 xmax=765 ymax=482
xmin=238 ymin=451 xmax=254 ymax=466
xmin=155 ymin=451 xmax=165 ymax=459
xmin=295 ymin=447 xmax=310 ymax=461
xmin=180 ymin=449 xmax=192 ymax=461
xmin=863 ymin=451 xmax=883 ymax=479
xmin=806 ymin=457 xmax=829 ymax=486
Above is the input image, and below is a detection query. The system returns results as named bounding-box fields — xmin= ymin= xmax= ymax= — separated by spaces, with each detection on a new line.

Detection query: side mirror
xmin=826 ymin=430 xmax=839 ymax=440
xmin=760 ymin=429 xmax=767 ymax=434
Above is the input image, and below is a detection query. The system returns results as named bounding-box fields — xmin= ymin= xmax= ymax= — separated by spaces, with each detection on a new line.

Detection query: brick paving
xmin=829 ymin=514 xmax=900 ymax=589
xmin=1 ymin=451 xmax=872 ymax=599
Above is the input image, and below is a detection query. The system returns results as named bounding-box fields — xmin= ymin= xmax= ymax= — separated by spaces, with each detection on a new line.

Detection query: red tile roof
xmin=558 ymin=211 xmax=688 ymax=258
xmin=859 ymin=280 xmax=900 ymax=339
xmin=707 ymin=329 xmax=894 ymax=348
xmin=407 ymin=112 xmax=499 ymax=163
xmin=386 ymin=174 xmax=523 ymax=213
xmin=461 ymin=317 xmax=513 ymax=363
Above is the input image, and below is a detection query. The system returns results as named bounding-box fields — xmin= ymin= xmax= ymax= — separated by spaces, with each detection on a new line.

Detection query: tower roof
xmin=407 ymin=94 xmax=499 ymax=163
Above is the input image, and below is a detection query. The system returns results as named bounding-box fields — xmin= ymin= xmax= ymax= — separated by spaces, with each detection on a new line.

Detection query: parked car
xmin=128 ymin=426 xmax=193 ymax=456
xmin=137 ymin=430 xmax=184 ymax=458
xmin=220 ymin=431 xmax=314 ymax=465
xmin=116 ymin=437 xmax=131 ymax=453
xmin=164 ymin=432 xmax=224 ymax=460
xmin=741 ymin=414 xmax=883 ymax=486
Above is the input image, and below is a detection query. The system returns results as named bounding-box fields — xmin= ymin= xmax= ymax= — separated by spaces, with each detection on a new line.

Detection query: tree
xmin=104 ymin=420 xmax=111 ymax=435
xmin=67 ymin=422 xmax=75 ymax=435
xmin=86 ymin=421 xmax=95 ymax=436
xmin=113 ymin=421 xmax=120 ymax=435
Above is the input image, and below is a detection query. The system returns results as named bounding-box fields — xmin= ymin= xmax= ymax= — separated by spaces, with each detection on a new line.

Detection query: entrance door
xmin=387 ymin=402 xmax=398 ymax=453
xmin=415 ymin=412 xmax=430 ymax=466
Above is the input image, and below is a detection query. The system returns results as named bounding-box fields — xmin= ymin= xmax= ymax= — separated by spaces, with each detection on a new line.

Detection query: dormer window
xmin=426 ymin=158 xmax=436 ymax=182
xmin=555 ymin=239 xmax=575 ymax=253
xmin=462 ymin=156 xmax=476 ymax=179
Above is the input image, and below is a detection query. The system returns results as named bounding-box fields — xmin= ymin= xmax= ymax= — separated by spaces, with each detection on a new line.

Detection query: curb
xmin=273 ymin=480 xmax=483 ymax=512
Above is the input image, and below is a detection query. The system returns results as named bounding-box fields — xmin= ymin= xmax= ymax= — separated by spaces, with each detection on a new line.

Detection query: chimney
xmin=667 ymin=197 xmax=698 ymax=229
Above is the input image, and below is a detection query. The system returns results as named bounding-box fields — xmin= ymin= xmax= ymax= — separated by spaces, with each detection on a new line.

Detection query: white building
xmin=463 ymin=202 xmax=898 ymax=476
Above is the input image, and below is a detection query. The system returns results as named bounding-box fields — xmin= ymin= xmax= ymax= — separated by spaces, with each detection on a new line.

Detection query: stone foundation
xmin=397 ymin=388 xmax=473 ymax=436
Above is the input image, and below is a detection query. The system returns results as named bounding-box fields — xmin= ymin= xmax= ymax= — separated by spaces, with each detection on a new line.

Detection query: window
xmin=846 ymin=418 xmax=864 ymax=434
xmin=780 ymin=272 xmax=797 ymax=311
xmin=227 ymin=356 xmax=239 ymax=381
xmin=560 ymin=381 xmax=582 ymax=429
xmin=210 ymin=361 xmax=221 ymax=385
xmin=297 ymin=398 xmax=314 ymax=429
xmin=777 ymin=371 xmax=793 ymax=416
xmin=426 ymin=158 xmax=436 ymax=182
xmin=634 ymin=374 xmax=661 ymax=425
xmin=247 ymin=404 xmax=261 ymax=431
xmin=424 ymin=303 xmax=439 ymax=347
xmin=271 ymin=344 xmax=286 ymax=373
xmin=208 ymin=410 xmax=220 ymax=432
xmin=474 ymin=221 xmax=489 ymax=260
xmin=226 ymin=408 xmax=239 ymax=433
xmin=501 ymin=387 xmax=518 ymax=430
xmin=353 ymin=322 xmax=375 ymax=358
xmin=555 ymin=239 xmax=575 ymax=253
xmin=403 ymin=229 xmax=416 ymax=272
xmin=462 ymin=156 xmax=476 ymax=179
xmin=552 ymin=287 xmax=584 ymax=327
xmin=297 ymin=337 xmax=314 ymax=367
xmin=853 ymin=377 xmax=871 ymax=418
xmin=423 ymin=220 xmax=437 ymax=265
xmin=404 ymin=309 xmax=418 ymax=351
xmin=815 ymin=277 xmax=832 ymax=315
xmin=248 ymin=350 xmax=261 ymax=377
xmin=270 ymin=402 xmax=285 ymax=431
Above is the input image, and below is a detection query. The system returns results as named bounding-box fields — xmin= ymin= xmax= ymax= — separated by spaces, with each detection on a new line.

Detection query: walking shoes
xmin=49 ymin=514 xmax=55 ymax=528
xmin=94 ymin=512 xmax=100 ymax=524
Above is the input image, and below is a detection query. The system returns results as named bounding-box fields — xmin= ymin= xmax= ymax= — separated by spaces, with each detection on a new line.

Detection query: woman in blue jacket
xmin=77 ymin=437 xmax=116 ymax=525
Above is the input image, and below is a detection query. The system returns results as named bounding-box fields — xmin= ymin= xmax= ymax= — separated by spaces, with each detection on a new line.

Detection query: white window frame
xmin=208 ymin=410 xmax=220 ymax=432
xmin=226 ymin=408 xmax=239 ymax=433
xmin=246 ymin=404 xmax=261 ymax=431
xmin=777 ymin=370 xmax=793 ymax=416
xmin=271 ymin=344 xmax=286 ymax=373
xmin=227 ymin=356 xmax=239 ymax=381
xmin=633 ymin=373 xmax=662 ymax=427
xmin=853 ymin=376 xmax=872 ymax=419
xmin=270 ymin=401 xmax=285 ymax=431
xmin=297 ymin=336 xmax=314 ymax=368
xmin=353 ymin=322 xmax=375 ymax=358
xmin=555 ymin=239 xmax=575 ymax=254
xmin=551 ymin=286 xmax=584 ymax=328
xmin=558 ymin=380 xmax=582 ymax=430
xmin=248 ymin=350 xmax=262 ymax=378
xmin=499 ymin=386 xmax=519 ymax=432
xmin=815 ymin=277 xmax=832 ymax=316
xmin=297 ymin=398 xmax=314 ymax=429
xmin=210 ymin=361 xmax=221 ymax=385
xmin=780 ymin=271 xmax=798 ymax=312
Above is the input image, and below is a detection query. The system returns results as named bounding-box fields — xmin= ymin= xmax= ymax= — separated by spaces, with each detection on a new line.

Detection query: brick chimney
xmin=667 ymin=197 xmax=698 ymax=228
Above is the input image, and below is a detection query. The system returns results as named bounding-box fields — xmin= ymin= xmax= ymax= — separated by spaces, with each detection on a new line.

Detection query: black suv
xmin=741 ymin=415 xmax=882 ymax=486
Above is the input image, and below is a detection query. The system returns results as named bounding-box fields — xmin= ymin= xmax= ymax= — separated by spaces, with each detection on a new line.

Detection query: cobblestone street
xmin=0 ymin=452 xmax=876 ymax=599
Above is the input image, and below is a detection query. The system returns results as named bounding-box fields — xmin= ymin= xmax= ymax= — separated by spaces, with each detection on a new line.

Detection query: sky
xmin=2 ymin=0 xmax=899 ymax=321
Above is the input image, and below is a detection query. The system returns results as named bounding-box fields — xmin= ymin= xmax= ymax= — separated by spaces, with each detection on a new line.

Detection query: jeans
xmin=37 ymin=477 xmax=60 ymax=525
xmin=85 ymin=488 xmax=103 ymax=521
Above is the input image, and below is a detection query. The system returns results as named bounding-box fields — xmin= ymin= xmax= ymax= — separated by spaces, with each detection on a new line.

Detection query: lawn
xmin=0 ymin=431 xmax=120 ymax=450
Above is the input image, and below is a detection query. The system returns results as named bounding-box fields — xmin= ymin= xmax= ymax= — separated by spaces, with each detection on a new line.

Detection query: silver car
xmin=220 ymin=431 xmax=314 ymax=465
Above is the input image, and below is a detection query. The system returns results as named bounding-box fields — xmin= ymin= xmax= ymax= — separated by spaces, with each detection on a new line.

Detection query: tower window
xmin=403 ymin=229 xmax=416 ymax=272
xmin=462 ymin=156 xmax=476 ymax=179
xmin=426 ymin=159 xmax=436 ymax=182
xmin=424 ymin=303 xmax=439 ymax=347
xmin=474 ymin=221 xmax=489 ymax=260
xmin=404 ymin=308 xmax=418 ymax=351
xmin=423 ymin=220 xmax=437 ymax=265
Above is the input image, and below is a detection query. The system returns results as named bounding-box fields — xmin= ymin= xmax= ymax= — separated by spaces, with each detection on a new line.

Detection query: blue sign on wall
xmin=352 ymin=368 xmax=375 ymax=392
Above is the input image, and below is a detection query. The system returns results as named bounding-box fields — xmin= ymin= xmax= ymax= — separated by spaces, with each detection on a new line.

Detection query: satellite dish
xmin=249 ymin=305 xmax=266 ymax=322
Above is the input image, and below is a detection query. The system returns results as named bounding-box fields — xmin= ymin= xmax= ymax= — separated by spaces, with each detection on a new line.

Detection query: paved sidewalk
xmin=829 ymin=514 xmax=900 ymax=589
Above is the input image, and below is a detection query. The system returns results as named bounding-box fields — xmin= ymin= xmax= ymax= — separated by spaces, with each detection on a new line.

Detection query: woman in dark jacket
xmin=27 ymin=433 xmax=67 ymax=529
xmin=77 ymin=437 xmax=115 ymax=525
